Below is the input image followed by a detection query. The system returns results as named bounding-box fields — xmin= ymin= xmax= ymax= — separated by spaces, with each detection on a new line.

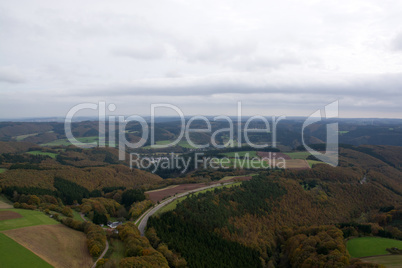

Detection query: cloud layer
xmin=0 ymin=0 xmax=402 ymax=118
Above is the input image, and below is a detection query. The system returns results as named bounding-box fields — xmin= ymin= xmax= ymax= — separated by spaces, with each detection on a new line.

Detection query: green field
xmin=72 ymin=211 xmax=84 ymax=222
xmin=215 ymin=158 xmax=271 ymax=169
xmin=284 ymin=152 xmax=312 ymax=159
xmin=347 ymin=237 xmax=402 ymax=258
xmin=109 ymin=238 xmax=125 ymax=262
xmin=41 ymin=136 xmax=102 ymax=147
xmin=219 ymin=174 xmax=257 ymax=181
xmin=156 ymin=182 xmax=242 ymax=215
xmin=307 ymin=160 xmax=323 ymax=168
xmin=15 ymin=133 xmax=38 ymax=141
xmin=0 ymin=233 xmax=53 ymax=268
xmin=0 ymin=209 xmax=59 ymax=231
xmin=142 ymin=140 xmax=175 ymax=149
xmin=27 ymin=151 xmax=58 ymax=159
xmin=221 ymin=151 xmax=257 ymax=158
xmin=363 ymin=255 xmax=402 ymax=268
xmin=178 ymin=140 xmax=198 ymax=149
xmin=0 ymin=168 xmax=6 ymax=173
xmin=41 ymin=139 xmax=71 ymax=146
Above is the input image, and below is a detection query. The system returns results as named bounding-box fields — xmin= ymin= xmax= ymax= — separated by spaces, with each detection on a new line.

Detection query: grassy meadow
xmin=0 ymin=209 xmax=59 ymax=231
xmin=27 ymin=151 xmax=58 ymax=159
xmin=0 ymin=233 xmax=53 ymax=268
xmin=347 ymin=237 xmax=402 ymax=258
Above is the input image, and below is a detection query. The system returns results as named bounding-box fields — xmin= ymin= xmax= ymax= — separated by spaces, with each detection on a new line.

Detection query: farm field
xmin=0 ymin=168 xmax=6 ymax=173
xmin=0 ymin=195 xmax=13 ymax=209
xmin=362 ymin=255 xmax=402 ymax=268
xmin=307 ymin=160 xmax=323 ymax=168
xmin=15 ymin=133 xmax=38 ymax=141
xmin=284 ymin=159 xmax=310 ymax=169
xmin=142 ymin=140 xmax=175 ymax=149
xmin=219 ymin=174 xmax=256 ymax=181
xmin=347 ymin=237 xmax=402 ymax=258
xmin=284 ymin=151 xmax=312 ymax=159
xmin=0 ymin=209 xmax=59 ymax=231
xmin=220 ymin=158 xmax=273 ymax=168
xmin=147 ymin=177 xmax=252 ymax=202
xmin=257 ymin=151 xmax=291 ymax=159
xmin=178 ymin=140 xmax=198 ymax=148
xmin=146 ymin=185 xmax=179 ymax=193
xmin=156 ymin=182 xmax=243 ymax=215
xmin=41 ymin=136 xmax=105 ymax=147
xmin=27 ymin=150 xmax=58 ymax=159
xmin=221 ymin=151 xmax=257 ymax=157
xmin=0 ymin=211 xmax=22 ymax=221
xmin=0 ymin=233 xmax=52 ymax=268
xmin=4 ymin=224 xmax=93 ymax=268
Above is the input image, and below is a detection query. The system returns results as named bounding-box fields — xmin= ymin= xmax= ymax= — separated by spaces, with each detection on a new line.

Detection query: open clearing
xmin=4 ymin=224 xmax=93 ymax=268
xmin=257 ymin=151 xmax=291 ymax=159
xmin=362 ymin=255 xmax=402 ymax=268
xmin=27 ymin=150 xmax=58 ymax=159
xmin=284 ymin=151 xmax=312 ymax=159
xmin=15 ymin=133 xmax=39 ymax=141
xmin=108 ymin=238 xmax=125 ymax=263
xmin=219 ymin=174 xmax=255 ymax=181
xmin=307 ymin=160 xmax=323 ymax=168
xmin=146 ymin=185 xmax=179 ymax=193
xmin=0 ymin=168 xmax=6 ymax=173
xmin=0 ymin=208 xmax=59 ymax=231
xmin=41 ymin=136 xmax=103 ymax=147
xmin=0 ymin=211 xmax=22 ymax=221
xmin=347 ymin=237 xmax=402 ymax=258
xmin=285 ymin=159 xmax=310 ymax=169
xmin=221 ymin=151 xmax=258 ymax=157
xmin=0 ymin=233 xmax=52 ymax=268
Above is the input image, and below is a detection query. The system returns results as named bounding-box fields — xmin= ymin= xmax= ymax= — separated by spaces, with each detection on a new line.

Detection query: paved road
xmin=137 ymin=182 xmax=236 ymax=236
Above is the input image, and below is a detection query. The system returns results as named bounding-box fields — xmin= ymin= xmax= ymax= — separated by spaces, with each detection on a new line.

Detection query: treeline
xmin=116 ymin=222 xmax=169 ymax=268
xmin=146 ymin=228 xmax=187 ymax=268
xmin=54 ymin=177 xmax=90 ymax=204
xmin=280 ymin=225 xmax=349 ymax=267
xmin=79 ymin=197 xmax=127 ymax=224
xmin=9 ymin=193 xmax=73 ymax=218
xmin=0 ymin=164 xmax=163 ymax=194
xmin=61 ymin=218 xmax=106 ymax=257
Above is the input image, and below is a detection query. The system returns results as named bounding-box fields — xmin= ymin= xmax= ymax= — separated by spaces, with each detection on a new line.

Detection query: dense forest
xmin=149 ymin=146 xmax=402 ymax=267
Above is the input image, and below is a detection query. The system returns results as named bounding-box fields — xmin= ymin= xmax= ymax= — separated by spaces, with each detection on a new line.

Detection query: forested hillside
xmin=149 ymin=146 xmax=402 ymax=267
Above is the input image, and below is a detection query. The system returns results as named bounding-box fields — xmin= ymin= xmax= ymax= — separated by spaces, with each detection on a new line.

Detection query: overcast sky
xmin=1 ymin=0 xmax=402 ymax=119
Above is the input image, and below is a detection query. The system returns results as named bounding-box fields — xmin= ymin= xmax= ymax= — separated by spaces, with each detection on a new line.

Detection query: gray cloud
xmin=392 ymin=32 xmax=402 ymax=51
xmin=68 ymin=72 xmax=402 ymax=99
xmin=0 ymin=0 xmax=402 ymax=118
xmin=0 ymin=67 xmax=25 ymax=83
xmin=111 ymin=44 xmax=167 ymax=60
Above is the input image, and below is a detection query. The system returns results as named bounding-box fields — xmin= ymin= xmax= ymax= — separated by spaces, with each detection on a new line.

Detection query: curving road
xmin=136 ymin=181 xmax=236 ymax=236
